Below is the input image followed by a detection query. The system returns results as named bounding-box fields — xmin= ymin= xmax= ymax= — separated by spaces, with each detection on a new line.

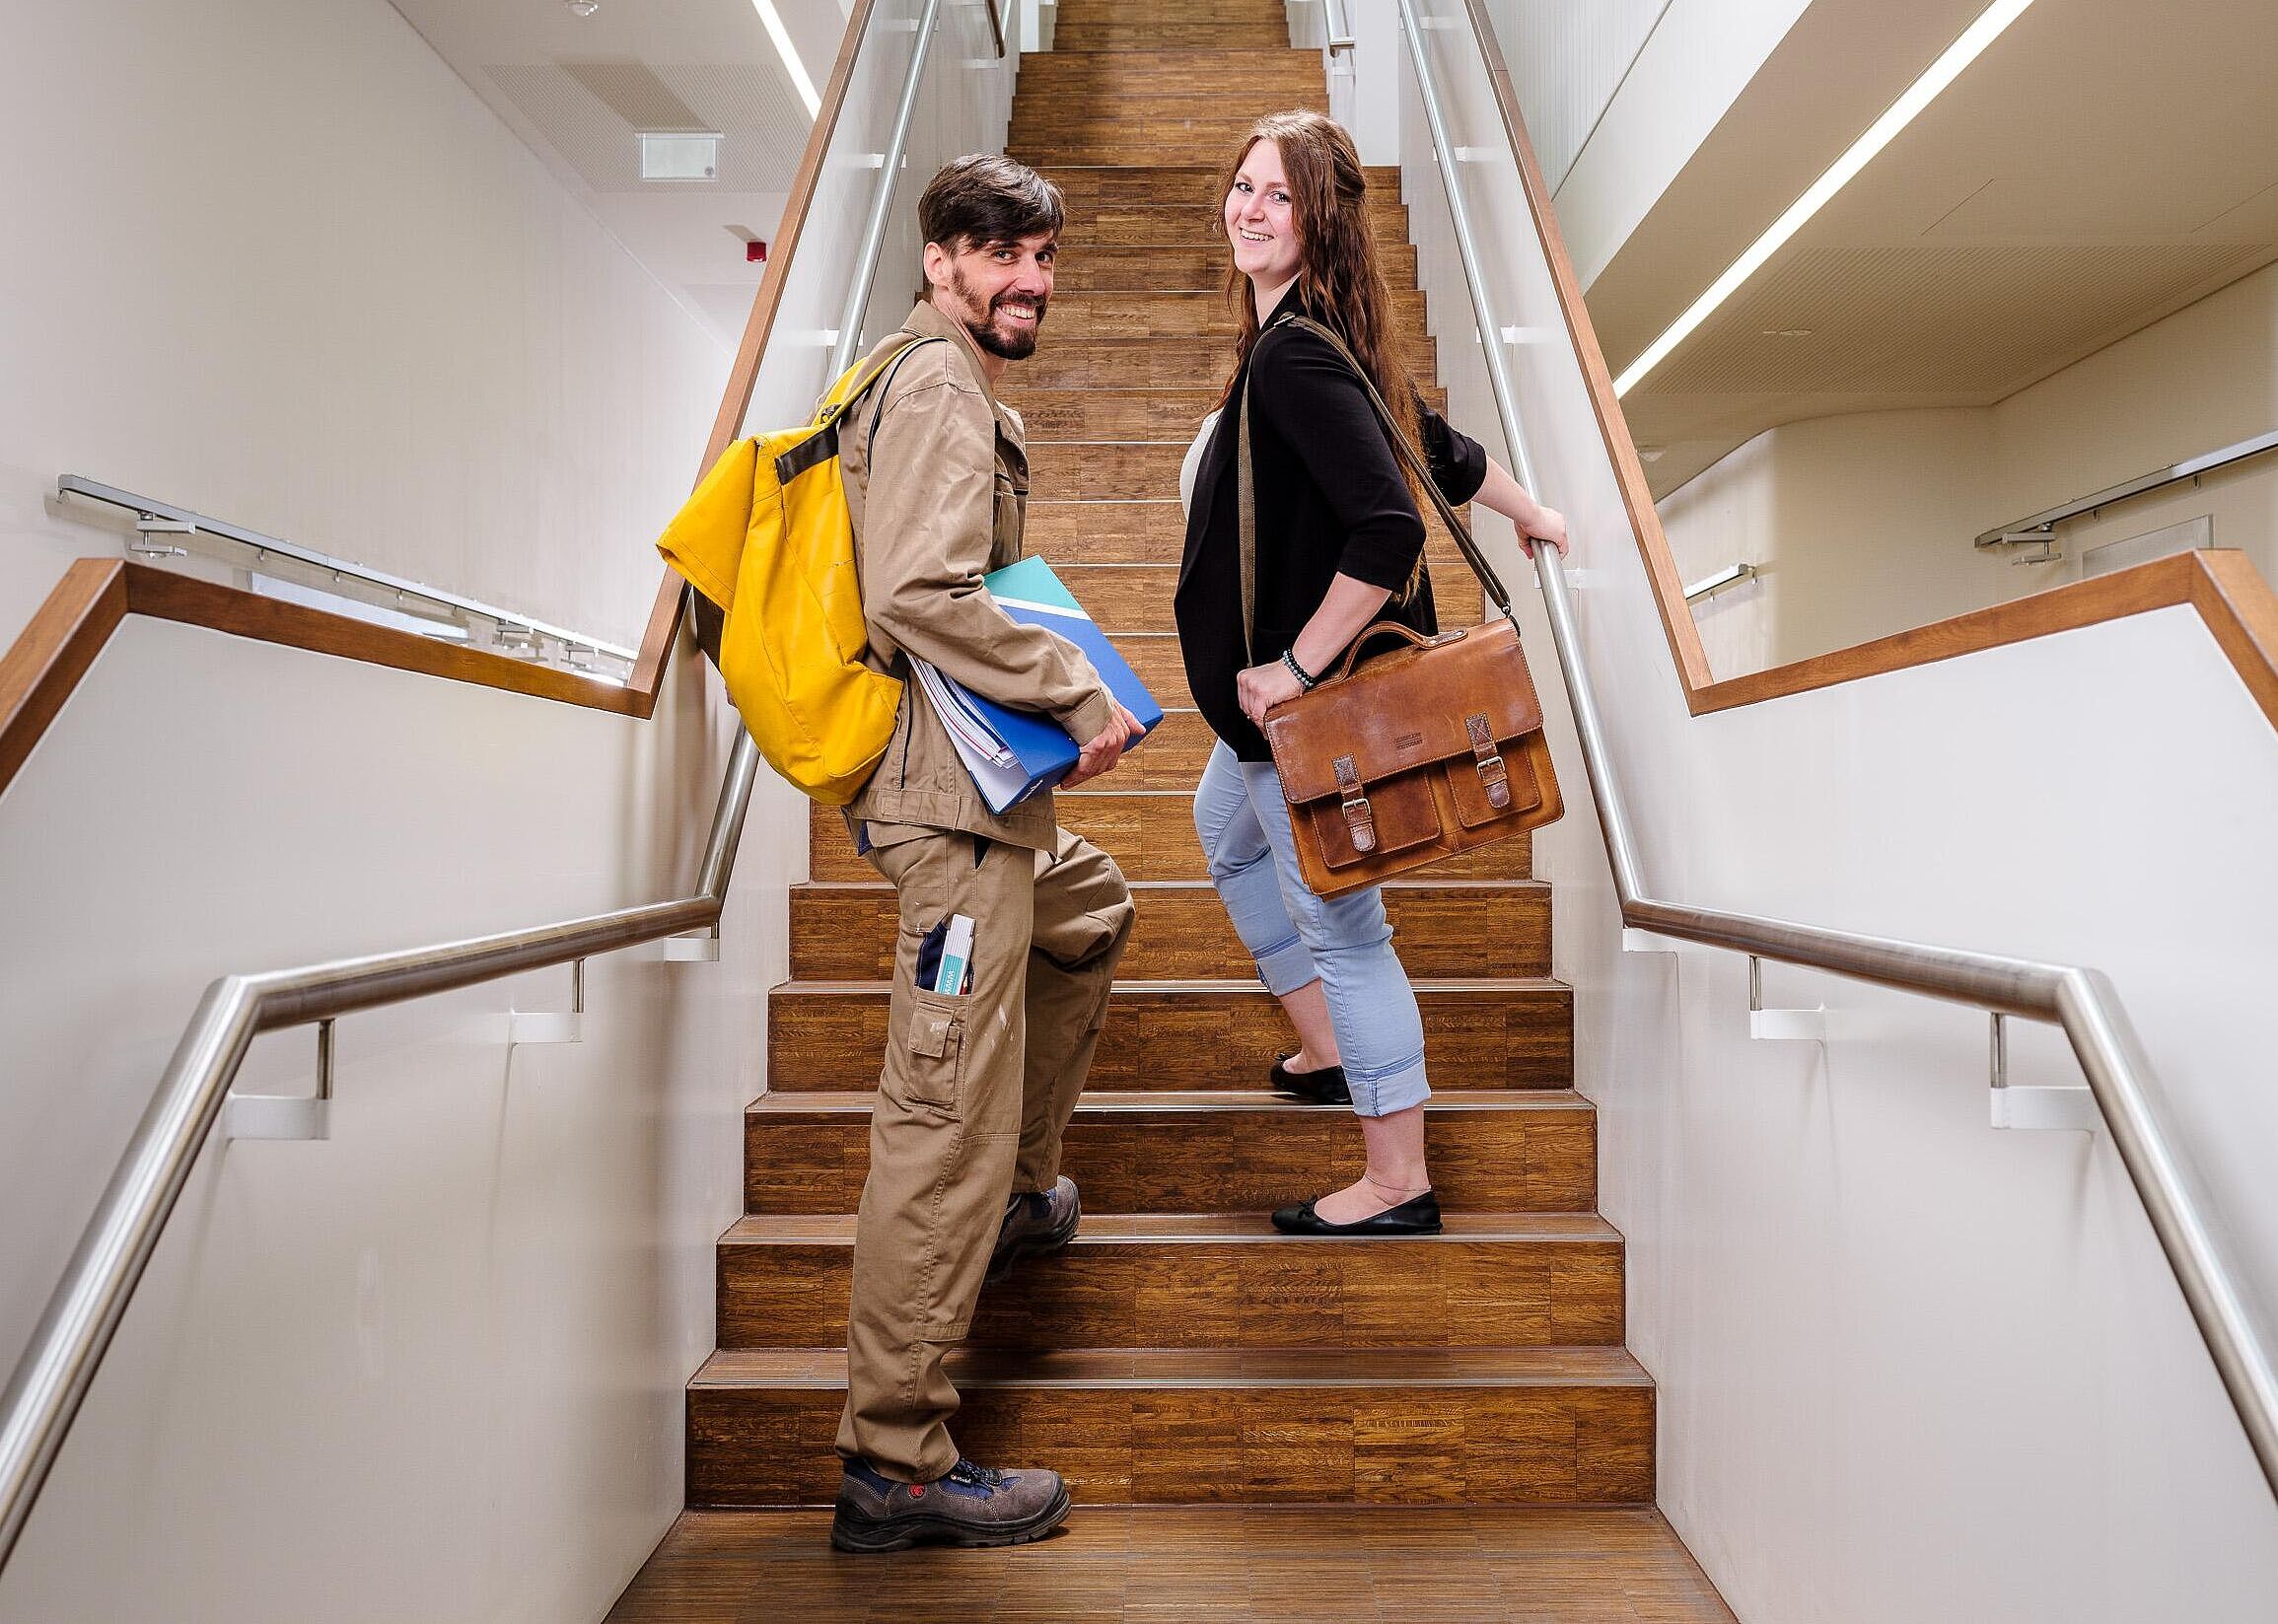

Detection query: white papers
xmin=909 ymin=658 xmax=1034 ymax=812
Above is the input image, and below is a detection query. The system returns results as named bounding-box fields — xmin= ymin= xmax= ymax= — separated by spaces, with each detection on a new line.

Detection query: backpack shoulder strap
xmin=859 ymin=334 xmax=950 ymax=445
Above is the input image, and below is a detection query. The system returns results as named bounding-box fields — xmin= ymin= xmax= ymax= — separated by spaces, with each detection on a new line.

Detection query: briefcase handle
xmin=1324 ymin=621 xmax=1467 ymax=683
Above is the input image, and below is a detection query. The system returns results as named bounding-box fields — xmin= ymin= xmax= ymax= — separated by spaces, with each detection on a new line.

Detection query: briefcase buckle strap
xmin=1466 ymin=714 xmax=1512 ymax=812
xmin=1332 ymin=754 xmax=1378 ymax=853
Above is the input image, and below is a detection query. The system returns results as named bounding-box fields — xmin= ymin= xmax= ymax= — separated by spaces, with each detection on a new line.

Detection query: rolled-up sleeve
xmin=861 ymin=374 xmax=1117 ymax=742
xmin=1248 ymin=331 xmax=1426 ymax=594
xmin=1418 ymin=400 xmax=1488 ymax=507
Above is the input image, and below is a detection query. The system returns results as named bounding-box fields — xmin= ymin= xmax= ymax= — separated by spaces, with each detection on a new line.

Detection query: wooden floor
xmin=605 ymin=1505 xmax=1738 ymax=1622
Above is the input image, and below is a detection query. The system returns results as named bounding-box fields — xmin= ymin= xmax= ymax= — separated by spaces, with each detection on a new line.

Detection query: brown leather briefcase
xmin=1244 ymin=315 xmax=1563 ymax=899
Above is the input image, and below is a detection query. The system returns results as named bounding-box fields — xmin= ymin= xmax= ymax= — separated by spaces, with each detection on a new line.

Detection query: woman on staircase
xmin=1175 ymin=109 xmax=1567 ymax=1235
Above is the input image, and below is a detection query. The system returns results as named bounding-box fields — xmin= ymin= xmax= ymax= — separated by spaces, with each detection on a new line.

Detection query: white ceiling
xmin=1587 ymin=0 xmax=2278 ymax=496
xmin=388 ymin=0 xmax=854 ymax=346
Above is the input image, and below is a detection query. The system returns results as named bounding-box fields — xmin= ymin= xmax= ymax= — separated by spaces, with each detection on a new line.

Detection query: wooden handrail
xmin=0 ymin=0 xmax=885 ymax=804
xmin=1458 ymin=0 xmax=2278 ymax=730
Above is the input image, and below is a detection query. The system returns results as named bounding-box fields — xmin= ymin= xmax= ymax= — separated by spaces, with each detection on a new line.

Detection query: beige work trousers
xmin=834 ymin=822 xmax=1134 ymax=1481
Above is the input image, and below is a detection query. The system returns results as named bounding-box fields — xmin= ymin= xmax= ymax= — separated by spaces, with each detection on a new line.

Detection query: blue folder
xmin=908 ymin=555 xmax=1166 ymax=813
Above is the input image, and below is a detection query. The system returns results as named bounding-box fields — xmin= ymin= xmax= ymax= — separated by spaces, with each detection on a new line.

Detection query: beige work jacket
xmin=841 ymin=300 xmax=1117 ymax=851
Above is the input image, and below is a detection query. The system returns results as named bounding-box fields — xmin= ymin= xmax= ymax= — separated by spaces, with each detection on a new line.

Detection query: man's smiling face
xmin=926 ymin=231 xmax=1057 ymax=363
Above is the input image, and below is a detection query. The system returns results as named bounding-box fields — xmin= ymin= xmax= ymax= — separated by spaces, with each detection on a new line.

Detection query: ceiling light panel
xmin=750 ymin=0 xmax=821 ymax=118
xmin=1614 ymin=0 xmax=2039 ymax=398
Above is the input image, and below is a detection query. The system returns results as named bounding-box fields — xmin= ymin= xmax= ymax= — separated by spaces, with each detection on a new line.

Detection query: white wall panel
xmin=0 ymin=0 xmax=728 ymax=655
xmin=1482 ymin=0 xmax=1669 ymax=193
xmin=1394 ymin=8 xmax=2278 ymax=1617
xmin=1539 ymin=0 xmax=1813 ymax=286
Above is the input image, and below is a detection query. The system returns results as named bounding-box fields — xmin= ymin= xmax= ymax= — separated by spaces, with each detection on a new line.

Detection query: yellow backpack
xmin=657 ymin=336 xmax=941 ymax=805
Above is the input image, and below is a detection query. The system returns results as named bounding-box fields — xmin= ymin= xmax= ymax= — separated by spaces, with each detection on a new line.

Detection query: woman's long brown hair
xmin=1217 ymin=110 xmax=1425 ymax=530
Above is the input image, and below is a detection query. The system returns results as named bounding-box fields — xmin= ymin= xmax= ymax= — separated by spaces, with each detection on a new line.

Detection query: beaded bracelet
xmin=1281 ymin=648 xmax=1319 ymax=692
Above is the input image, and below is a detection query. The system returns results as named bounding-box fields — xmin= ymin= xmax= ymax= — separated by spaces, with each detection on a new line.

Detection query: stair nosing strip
xmin=724 ymin=1230 xmax=1619 ymax=1248
xmin=772 ymin=976 xmax=1571 ymax=994
xmin=750 ymin=1089 xmax=1593 ymax=1114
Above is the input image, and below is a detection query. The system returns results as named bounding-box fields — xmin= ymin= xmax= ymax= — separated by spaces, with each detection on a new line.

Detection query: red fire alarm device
xmin=747 ymin=240 xmax=767 ymax=263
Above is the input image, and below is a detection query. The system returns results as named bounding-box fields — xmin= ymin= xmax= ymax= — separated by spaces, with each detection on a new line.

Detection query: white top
xmin=1177 ymin=408 xmax=1222 ymax=520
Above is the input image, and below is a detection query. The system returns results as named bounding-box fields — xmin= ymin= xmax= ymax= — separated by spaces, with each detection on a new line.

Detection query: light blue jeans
xmin=1191 ymin=741 xmax=1431 ymax=1118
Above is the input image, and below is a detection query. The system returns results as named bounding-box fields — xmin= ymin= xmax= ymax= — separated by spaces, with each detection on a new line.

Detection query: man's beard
xmin=951 ymin=267 xmax=1045 ymax=361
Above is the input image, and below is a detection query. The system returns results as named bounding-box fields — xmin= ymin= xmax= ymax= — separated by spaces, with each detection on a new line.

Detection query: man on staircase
xmin=827 ymin=154 xmax=1145 ymax=1554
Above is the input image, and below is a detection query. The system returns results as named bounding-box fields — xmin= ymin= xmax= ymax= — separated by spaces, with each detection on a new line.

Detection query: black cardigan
xmin=1175 ymin=296 xmax=1489 ymax=761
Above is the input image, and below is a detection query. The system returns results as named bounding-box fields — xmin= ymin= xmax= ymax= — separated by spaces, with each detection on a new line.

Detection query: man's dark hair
xmin=918 ymin=154 xmax=1064 ymax=257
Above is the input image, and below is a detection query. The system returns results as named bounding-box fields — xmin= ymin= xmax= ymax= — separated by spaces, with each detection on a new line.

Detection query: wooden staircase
xmin=610 ymin=2 xmax=1733 ymax=1615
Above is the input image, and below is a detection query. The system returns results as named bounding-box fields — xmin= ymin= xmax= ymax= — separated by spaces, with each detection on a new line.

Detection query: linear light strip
xmin=753 ymin=0 xmax=822 ymax=118
xmin=1612 ymin=0 xmax=2037 ymax=398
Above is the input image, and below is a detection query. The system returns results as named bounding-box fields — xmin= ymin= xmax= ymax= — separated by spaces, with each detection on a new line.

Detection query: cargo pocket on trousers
xmin=900 ymin=988 xmax=967 ymax=1113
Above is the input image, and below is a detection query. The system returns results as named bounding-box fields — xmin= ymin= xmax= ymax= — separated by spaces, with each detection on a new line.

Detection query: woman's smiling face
xmin=1225 ymin=138 xmax=1301 ymax=290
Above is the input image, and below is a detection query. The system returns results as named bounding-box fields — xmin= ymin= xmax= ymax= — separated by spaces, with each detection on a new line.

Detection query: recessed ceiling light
xmin=751 ymin=0 xmax=821 ymax=118
xmin=1614 ymin=0 xmax=2038 ymax=397
xmin=566 ymin=0 xmax=599 ymax=16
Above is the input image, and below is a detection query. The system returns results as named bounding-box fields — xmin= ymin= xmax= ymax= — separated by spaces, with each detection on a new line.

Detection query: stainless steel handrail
xmin=1395 ymin=0 xmax=2278 ymax=1503
xmin=1973 ymin=426 xmax=2278 ymax=550
xmin=0 ymin=0 xmax=974 ymax=1576
xmin=55 ymin=475 xmax=640 ymax=667
xmin=834 ymin=0 xmax=947 ymax=379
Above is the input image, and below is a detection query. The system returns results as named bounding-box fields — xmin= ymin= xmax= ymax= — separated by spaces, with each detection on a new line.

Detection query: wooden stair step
xmin=745 ymin=1090 xmax=1595 ymax=1215
xmin=1038 ymin=164 xmax=1405 ymax=210
xmin=1022 ymin=499 xmax=1463 ymax=562
xmin=1025 ymin=440 xmax=1194 ymax=501
xmin=686 ymin=1344 xmax=1653 ymax=1506
xmin=605 ymin=1506 xmax=1737 ymax=1622
xmin=1010 ymin=336 xmax=1437 ymax=390
xmin=1012 ymin=49 xmax=1326 ymax=92
xmin=1000 ymin=388 xmax=1224 ymax=440
xmin=1055 ymin=240 xmax=1417 ymax=293
xmin=1050 ymin=20 xmax=1291 ymax=50
xmin=766 ymin=977 xmax=1573 ymax=1088
xmin=717 ymin=1211 xmax=1623 ymax=1350
xmin=1045 ymin=288 xmax=1428 ymax=340
xmin=1104 ymin=630 xmax=1192 ymax=706
xmin=1041 ymin=560 xmax=1483 ymax=628
xmin=1060 ymin=198 xmax=1410 ymax=246
xmin=1019 ymin=138 xmax=1340 ymax=169
xmin=809 ymin=781 xmax=1526 ymax=882
xmin=788 ymin=877 xmax=1552 ymax=981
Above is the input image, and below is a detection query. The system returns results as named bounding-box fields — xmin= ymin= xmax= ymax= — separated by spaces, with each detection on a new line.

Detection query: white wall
xmin=1659 ymin=259 xmax=2278 ymax=677
xmin=1529 ymin=0 xmax=1812 ymax=288
xmin=1396 ymin=16 xmax=2278 ymax=1620
xmin=0 ymin=0 xmax=728 ymax=655
xmin=1482 ymin=0 xmax=1670 ymax=194
xmin=0 ymin=2 xmax=765 ymax=1615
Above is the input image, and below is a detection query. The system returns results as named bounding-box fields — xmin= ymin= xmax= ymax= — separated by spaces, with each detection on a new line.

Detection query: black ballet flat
xmin=1269 ymin=1190 xmax=1443 ymax=1236
xmin=1268 ymin=1052 xmax=1351 ymax=1105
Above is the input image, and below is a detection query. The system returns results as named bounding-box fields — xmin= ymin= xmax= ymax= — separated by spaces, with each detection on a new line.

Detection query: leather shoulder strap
xmin=1237 ymin=366 xmax=1257 ymax=667
xmin=1272 ymin=314 xmax=1514 ymax=617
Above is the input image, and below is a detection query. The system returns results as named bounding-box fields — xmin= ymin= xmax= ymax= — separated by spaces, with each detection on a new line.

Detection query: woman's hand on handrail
xmin=1474 ymin=458 xmax=1569 ymax=559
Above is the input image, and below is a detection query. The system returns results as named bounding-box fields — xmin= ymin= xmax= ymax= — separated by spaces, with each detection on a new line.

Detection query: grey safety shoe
xmin=986 ymin=1174 xmax=1081 ymax=1283
xmin=830 ymin=1455 xmax=1071 ymax=1553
